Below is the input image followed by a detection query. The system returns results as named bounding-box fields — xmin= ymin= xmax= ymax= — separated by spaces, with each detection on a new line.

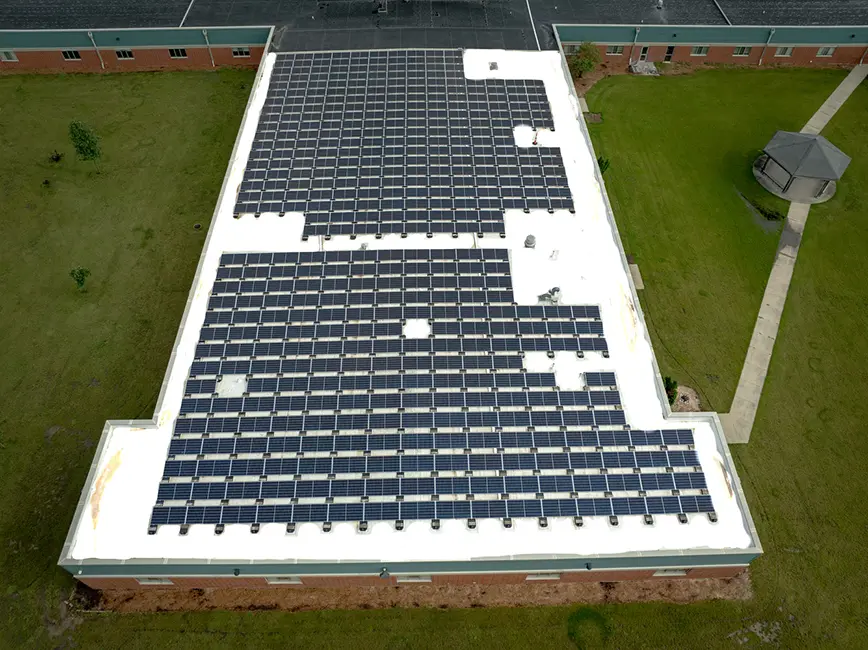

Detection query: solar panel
xmin=150 ymin=248 xmax=716 ymax=531
xmin=233 ymin=50 xmax=574 ymax=235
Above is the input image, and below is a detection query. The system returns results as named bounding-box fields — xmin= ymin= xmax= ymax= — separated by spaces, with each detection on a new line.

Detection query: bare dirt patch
xmin=673 ymin=385 xmax=702 ymax=412
xmin=96 ymin=571 xmax=751 ymax=613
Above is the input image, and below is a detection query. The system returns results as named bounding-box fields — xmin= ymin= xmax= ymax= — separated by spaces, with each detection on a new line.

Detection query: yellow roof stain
xmin=89 ymin=449 xmax=122 ymax=530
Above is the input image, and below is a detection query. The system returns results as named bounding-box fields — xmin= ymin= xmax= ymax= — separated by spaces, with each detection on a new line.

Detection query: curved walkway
xmin=722 ymin=64 xmax=868 ymax=444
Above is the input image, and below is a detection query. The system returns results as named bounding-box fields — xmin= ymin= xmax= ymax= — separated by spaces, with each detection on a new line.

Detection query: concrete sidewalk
xmin=801 ymin=64 xmax=868 ymax=135
xmin=721 ymin=202 xmax=809 ymax=443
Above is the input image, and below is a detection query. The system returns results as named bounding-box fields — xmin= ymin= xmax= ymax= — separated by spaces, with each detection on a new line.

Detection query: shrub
xmin=69 ymin=266 xmax=91 ymax=291
xmin=663 ymin=376 xmax=678 ymax=406
xmin=49 ymin=150 xmax=64 ymax=163
xmin=569 ymin=42 xmax=602 ymax=78
xmin=69 ymin=121 xmax=101 ymax=161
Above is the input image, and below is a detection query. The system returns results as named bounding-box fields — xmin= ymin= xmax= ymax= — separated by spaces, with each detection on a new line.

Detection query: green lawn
xmin=586 ymin=68 xmax=846 ymax=411
xmin=3 ymin=68 xmax=868 ymax=649
xmin=0 ymin=70 xmax=254 ymax=649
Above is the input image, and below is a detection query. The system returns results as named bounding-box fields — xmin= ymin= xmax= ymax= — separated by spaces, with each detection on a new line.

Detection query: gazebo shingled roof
xmin=763 ymin=131 xmax=851 ymax=181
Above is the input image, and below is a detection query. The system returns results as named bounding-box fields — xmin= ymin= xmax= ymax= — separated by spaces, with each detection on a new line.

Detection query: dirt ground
xmin=96 ymin=571 xmax=751 ymax=613
xmin=673 ymin=385 xmax=702 ymax=412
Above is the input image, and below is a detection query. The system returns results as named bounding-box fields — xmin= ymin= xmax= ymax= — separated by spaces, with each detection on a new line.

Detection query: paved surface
xmin=723 ymin=64 xmax=866 ymax=444
xmin=3 ymin=0 xmax=868 ymax=49
xmin=801 ymin=65 xmax=868 ymax=136
xmin=721 ymin=202 xmax=809 ymax=444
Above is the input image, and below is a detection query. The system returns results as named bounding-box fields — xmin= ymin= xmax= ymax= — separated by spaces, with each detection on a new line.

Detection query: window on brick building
xmin=0 ymin=51 xmax=18 ymax=62
xmin=62 ymin=50 xmax=82 ymax=61
xmin=733 ymin=46 xmax=752 ymax=57
xmin=266 ymin=576 xmax=302 ymax=584
xmin=775 ymin=47 xmax=794 ymax=57
xmin=605 ymin=45 xmax=625 ymax=55
xmin=395 ymin=575 xmax=432 ymax=583
xmin=116 ymin=50 xmax=134 ymax=60
xmin=169 ymin=48 xmax=188 ymax=59
xmin=135 ymin=577 xmax=173 ymax=585
xmin=817 ymin=46 xmax=836 ymax=57
xmin=526 ymin=573 xmax=562 ymax=581
xmin=653 ymin=569 xmax=688 ymax=577
xmin=232 ymin=47 xmax=251 ymax=58
xmin=691 ymin=46 xmax=709 ymax=56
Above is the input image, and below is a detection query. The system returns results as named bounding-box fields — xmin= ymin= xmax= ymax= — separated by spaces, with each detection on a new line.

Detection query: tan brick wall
xmin=0 ymin=46 xmax=262 ymax=75
xmin=431 ymin=572 xmax=529 ymax=585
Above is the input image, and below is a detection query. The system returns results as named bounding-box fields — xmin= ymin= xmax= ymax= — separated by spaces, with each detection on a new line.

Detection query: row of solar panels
xmin=195 ymin=337 xmax=609 ymax=359
xmin=163 ymin=449 xmax=700 ymax=479
xmin=199 ymin=322 xmax=604 ymax=343
xmin=178 ymin=390 xmax=622 ymax=415
xmin=208 ymin=290 xmax=518 ymax=308
xmin=220 ymin=249 xmax=508 ymax=265
xmin=172 ymin=409 xmax=629 ymax=435
xmin=211 ymin=276 xmax=514 ymax=295
xmin=215 ymin=260 xmax=510 ymax=278
xmin=158 ymin=472 xmax=708 ymax=502
xmin=150 ymin=494 xmax=716 ymax=527
xmin=168 ymin=429 xmax=693 ymax=455
xmin=203 ymin=305 xmax=598 ymax=325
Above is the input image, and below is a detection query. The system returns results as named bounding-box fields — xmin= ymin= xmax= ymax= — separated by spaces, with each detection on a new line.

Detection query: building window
xmin=526 ymin=573 xmax=562 ymax=581
xmin=116 ymin=50 xmax=134 ymax=60
xmin=265 ymin=576 xmax=302 ymax=585
xmin=605 ymin=45 xmax=625 ymax=55
xmin=169 ymin=48 xmax=188 ymax=59
xmin=563 ymin=44 xmax=579 ymax=55
xmin=653 ymin=569 xmax=688 ymax=577
xmin=135 ymin=577 xmax=173 ymax=585
xmin=733 ymin=47 xmax=752 ymax=57
xmin=232 ymin=47 xmax=251 ymax=58
xmin=395 ymin=575 xmax=432 ymax=583
xmin=817 ymin=46 xmax=836 ymax=57
xmin=775 ymin=47 xmax=794 ymax=57
xmin=690 ymin=46 xmax=709 ymax=56
xmin=62 ymin=50 xmax=82 ymax=61
xmin=0 ymin=50 xmax=18 ymax=62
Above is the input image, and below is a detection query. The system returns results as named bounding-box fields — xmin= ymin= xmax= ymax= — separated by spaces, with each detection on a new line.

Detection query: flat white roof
xmin=62 ymin=49 xmax=757 ymax=567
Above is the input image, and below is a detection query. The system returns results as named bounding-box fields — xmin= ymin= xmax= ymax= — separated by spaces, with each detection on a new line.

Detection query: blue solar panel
xmin=150 ymin=248 xmax=715 ymax=530
xmin=234 ymin=50 xmax=573 ymax=234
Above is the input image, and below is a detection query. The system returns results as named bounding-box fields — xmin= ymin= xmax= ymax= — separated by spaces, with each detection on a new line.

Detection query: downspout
xmin=629 ymin=26 xmax=641 ymax=63
xmin=860 ymin=45 xmax=868 ymax=65
xmin=202 ymin=29 xmax=216 ymax=68
xmin=87 ymin=31 xmax=105 ymax=70
xmin=758 ymin=28 xmax=775 ymax=66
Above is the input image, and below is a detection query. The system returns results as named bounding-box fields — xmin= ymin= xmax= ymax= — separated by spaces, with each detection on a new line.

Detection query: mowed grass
xmin=0 ymin=70 xmax=254 ymax=648
xmin=3 ymin=68 xmax=868 ymax=650
xmin=586 ymin=68 xmax=846 ymax=411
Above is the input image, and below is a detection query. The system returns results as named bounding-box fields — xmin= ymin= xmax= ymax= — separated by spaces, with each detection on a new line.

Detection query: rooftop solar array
xmin=149 ymin=249 xmax=715 ymax=531
xmin=235 ymin=50 xmax=573 ymax=236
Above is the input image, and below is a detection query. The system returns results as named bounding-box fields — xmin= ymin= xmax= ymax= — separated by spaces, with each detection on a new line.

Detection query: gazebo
xmin=754 ymin=131 xmax=851 ymax=204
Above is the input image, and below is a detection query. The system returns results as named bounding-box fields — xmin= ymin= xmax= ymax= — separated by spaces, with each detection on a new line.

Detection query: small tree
xmin=70 ymin=266 xmax=91 ymax=291
xmin=69 ymin=121 xmax=101 ymax=162
xmin=663 ymin=376 xmax=678 ymax=406
xmin=569 ymin=42 xmax=602 ymax=79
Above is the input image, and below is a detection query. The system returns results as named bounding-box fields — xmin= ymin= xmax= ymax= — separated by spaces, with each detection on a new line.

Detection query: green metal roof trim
xmin=0 ymin=27 xmax=271 ymax=50
xmin=556 ymin=24 xmax=868 ymax=46
xmin=61 ymin=550 xmax=762 ymax=578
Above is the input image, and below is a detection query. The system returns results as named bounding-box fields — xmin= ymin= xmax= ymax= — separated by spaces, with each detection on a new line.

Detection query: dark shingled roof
xmin=764 ymin=131 xmax=851 ymax=180
xmin=1 ymin=0 xmax=866 ymax=50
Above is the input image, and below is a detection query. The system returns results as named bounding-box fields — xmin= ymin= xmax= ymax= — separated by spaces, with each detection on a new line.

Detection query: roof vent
xmin=489 ymin=61 xmax=499 ymax=71
xmin=524 ymin=234 xmax=536 ymax=249
xmin=537 ymin=286 xmax=561 ymax=305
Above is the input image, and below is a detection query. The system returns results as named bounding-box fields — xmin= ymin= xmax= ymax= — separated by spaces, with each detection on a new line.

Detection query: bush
xmin=69 ymin=266 xmax=91 ymax=291
xmin=663 ymin=376 xmax=678 ymax=406
xmin=49 ymin=150 xmax=64 ymax=163
xmin=568 ymin=42 xmax=602 ymax=78
xmin=69 ymin=121 xmax=101 ymax=161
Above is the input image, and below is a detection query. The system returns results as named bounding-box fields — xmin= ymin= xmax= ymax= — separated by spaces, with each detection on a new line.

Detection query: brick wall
xmin=0 ymin=46 xmax=263 ymax=74
xmin=576 ymin=43 xmax=865 ymax=71
xmin=78 ymin=565 xmax=746 ymax=590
